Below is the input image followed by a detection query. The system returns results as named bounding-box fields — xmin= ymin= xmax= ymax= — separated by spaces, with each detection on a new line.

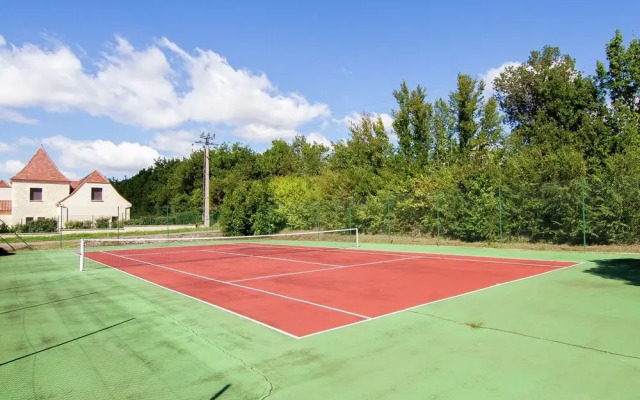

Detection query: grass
xmin=364 ymin=233 xmax=640 ymax=254
xmin=1 ymin=241 xmax=640 ymax=399
xmin=0 ymin=226 xmax=219 ymax=245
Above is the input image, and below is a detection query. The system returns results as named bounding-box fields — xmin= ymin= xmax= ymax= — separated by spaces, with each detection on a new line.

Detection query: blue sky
xmin=0 ymin=0 xmax=638 ymax=180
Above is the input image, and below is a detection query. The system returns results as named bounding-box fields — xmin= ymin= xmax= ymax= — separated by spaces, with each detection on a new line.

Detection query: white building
xmin=1 ymin=147 xmax=131 ymax=229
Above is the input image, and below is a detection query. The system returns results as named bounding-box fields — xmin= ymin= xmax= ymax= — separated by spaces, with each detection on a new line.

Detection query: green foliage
xmin=392 ymin=82 xmax=433 ymax=167
xmin=14 ymin=218 xmax=58 ymax=233
xmin=111 ymin=30 xmax=640 ymax=246
xmin=219 ymin=180 xmax=284 ymax=236
xmin=449 ymin=74 xmax=485 ymax=151
xmin=125 ymin=212 xmax=199 ymax=226
xmin=0 ymin=221 xmax=10 ymax=233
xmin=65 ymin=220 xmax=93 ymax=229
xmin=95 ymin=217 xmax=110 ymax=229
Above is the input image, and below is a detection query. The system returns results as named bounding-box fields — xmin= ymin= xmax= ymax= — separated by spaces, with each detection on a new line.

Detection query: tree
xmin=260 ymin=139 xmax=297 ymax=176
xmin=392 ymin=81 xmax=433 ymax=167
xmin=431 ymin=98 xmax=456 ymax=166
xmin=449 ymin=74 xmax=485 ymax=151
xmin=330 ymin=114 xmax=394 ymax=200
xmin=473 ymin=97 xmax=504 ymax=153
xmin=494 ymin=46 xmax=603 ymax=151
xmin=596 ymin=30 xmax=640 ymax=116
xmin=291 ymin=135 xmax=329 ymax=176
xmin=219 ymin=180 xmax=284 ymax=236
xmin=596 ymin=30 xmax=640 ymax=153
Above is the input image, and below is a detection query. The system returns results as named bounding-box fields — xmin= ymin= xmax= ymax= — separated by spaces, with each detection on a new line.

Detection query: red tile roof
xmin=0 ymin=200 xmax=11 ymax=214
xmin=0 ymin=180 xmax=10 ymax=188
xmin=83 ymin=170 xmax=110 ymax=184
xmin=11 ymin=147 xmax=69 ymax=183
xmin=57 ymin=170 xmax=111 ymax=205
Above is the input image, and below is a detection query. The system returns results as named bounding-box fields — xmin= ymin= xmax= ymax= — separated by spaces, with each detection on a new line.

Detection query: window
xmin=30 ymin=188 xmax=43 ymax=201
xmin=25 ymin=217 xmax=34 ymax=223
xmin=91 ymin=188 xmax=103 ymax=201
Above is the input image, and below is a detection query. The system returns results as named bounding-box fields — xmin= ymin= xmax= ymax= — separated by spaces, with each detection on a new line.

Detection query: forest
xmin=112 ymin=31 xmax=640 ymax=245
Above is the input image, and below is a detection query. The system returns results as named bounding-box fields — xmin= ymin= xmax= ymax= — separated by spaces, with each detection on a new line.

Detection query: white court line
xmin=87 ymin=251 xmax=583 ymax=340
xmin=244 ymin=243 xmax=579 ymax=267
xmin=229 ymin=256 xmax=424 ymax=283
xmin=84 ymin=256 xmax=301 ymax=339
xmin=199 ymin=248 xmax=344 ymax=268
xmin=101 ymin=251 xmax=369 ymax=320
xmin=231 ymin=243 xmax=572 ymax=268
xmin=298 ymin=261 xmax=585 ymax=339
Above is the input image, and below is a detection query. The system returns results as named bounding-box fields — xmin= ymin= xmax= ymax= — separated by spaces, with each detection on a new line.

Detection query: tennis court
xmin=3 ymin=234 xmax=640 ymax=399
xmin=82 ymin=231 xmax=576 ymax=338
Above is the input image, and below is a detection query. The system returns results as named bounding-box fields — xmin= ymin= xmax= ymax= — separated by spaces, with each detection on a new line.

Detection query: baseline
xmin=298 ymin=261 xmax=584 ymax=339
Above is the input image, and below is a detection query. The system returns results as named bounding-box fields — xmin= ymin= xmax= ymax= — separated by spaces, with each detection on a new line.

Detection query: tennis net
xmin=79 ymin=228 xmax=359 ymax=271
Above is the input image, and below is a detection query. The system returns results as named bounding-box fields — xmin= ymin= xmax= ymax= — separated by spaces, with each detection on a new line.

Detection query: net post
xmin=79 ymin=239 xmax=85 ymax=271
xmin=355 ymin=227 xmax=359 ymax=248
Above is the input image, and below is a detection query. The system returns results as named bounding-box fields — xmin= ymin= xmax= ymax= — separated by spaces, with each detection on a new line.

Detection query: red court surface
xmin=85 ymin=244 xmax=577 ymax=338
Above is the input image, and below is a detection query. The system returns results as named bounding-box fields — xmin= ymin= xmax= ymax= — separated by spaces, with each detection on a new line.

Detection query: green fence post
xmin=498 ymin=185 xmax=503 ymax=247
xmin=436 ymin=191 xmax=441 ymax=246
xmin=581 ymin=177 xmax=587 ymax=251
xmin=166 ymin=206 xmax=169 ymax=236
xmin=316 ymin=202 xmax=320 ymax=234
xmin=387 ymin=196 xmax=391 ymax=243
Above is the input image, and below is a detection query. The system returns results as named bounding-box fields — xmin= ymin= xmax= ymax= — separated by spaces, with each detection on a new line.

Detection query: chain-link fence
xmin=275 ymin=175 xmax=640 ymax=247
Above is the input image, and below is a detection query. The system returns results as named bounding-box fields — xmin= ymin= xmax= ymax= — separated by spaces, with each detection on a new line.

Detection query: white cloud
xmin=0 ymin=35 xmax=330 ymax=140
xmin=376 ymin=113 xmax=394 ymax=131
xmin=233 ymin=124 xmax=299 ymax=141
xmin=60 ymin=169 xmax=81 ymax=181
xmin=479 ymin=61 xmax=521 ymax=99
xmin=0 ymin=142 xmax=12 ymax=152
xmin=150 ymin=129 xmax=200 ymax=157
xmin=0 ymin=107 xmax=37 ymax=124
xmin=306 ymin=133 xmax=332 ymax=148
xmin=41 ymin=135 xmax=160 ymax=173
xmin=17 ymin=137 xmax=39 ymax=146
xmin=340 ymin=112 xmax=395 ymax=131
xmin=0 ymin=160 xmax=25 ymax=175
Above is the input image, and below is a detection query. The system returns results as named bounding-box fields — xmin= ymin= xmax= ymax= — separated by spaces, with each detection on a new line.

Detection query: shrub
xmin=65 ymin=220 xmax=93 ymax=229
xmin=95 ymin=217 xmax=110 ymax=229
xmin=14 ymin=217 xmax=58 ymax=233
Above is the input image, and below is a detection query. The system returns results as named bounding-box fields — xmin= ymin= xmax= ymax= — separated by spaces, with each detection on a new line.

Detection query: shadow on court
xmin=210 ymin=384 xmax=231 ymax=399
xmin=585 ymin=258 xmax=640 ymax=286
xmin=0 ymin=248 xmax=14 ymax=256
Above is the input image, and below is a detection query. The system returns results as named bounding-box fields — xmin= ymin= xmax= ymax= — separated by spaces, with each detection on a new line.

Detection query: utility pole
xmin=196 ymin=132 xmax=215 ymax=227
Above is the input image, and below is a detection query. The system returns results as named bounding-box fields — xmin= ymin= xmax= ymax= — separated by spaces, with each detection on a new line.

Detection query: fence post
xmin=498 ymin=185 xmax=503 ymax=247
xmin=436 ymin=191 xmax=441 ymax=246
xmin=581 ymin=177 xmax=587 ymax=251
xmin=117 ymin=206 xmax=120 ymax=239
xmin=166 ymin=206 xmax=169 ymax=237
xmin=387 ymin=196 xmax=391 ymax=243
xmin=348 ymin=199 xmax=352 ymax=229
